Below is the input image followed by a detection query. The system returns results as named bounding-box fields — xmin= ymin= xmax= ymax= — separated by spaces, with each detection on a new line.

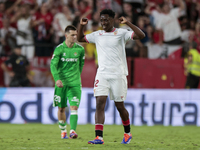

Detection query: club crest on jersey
xmin=63 ymin=53 xmax=66 ymax=56
xmin=74 ymin=52 xmax=77 ymax=56
xmin=114 ymin=31 xmax=118 ymax=35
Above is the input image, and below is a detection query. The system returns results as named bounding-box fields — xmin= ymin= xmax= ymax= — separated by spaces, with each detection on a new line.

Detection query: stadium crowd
xmin=0 ymin=0 xmax=200 ymax=87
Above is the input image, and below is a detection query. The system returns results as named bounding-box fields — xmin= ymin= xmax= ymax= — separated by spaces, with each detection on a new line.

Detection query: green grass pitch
xmin=0 ymin=124 xmax=199 ymax=150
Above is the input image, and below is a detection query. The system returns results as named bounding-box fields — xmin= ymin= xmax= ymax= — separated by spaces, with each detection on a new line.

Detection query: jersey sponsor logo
xmin=71 ymin=97 xmax=79 ymax=102
xmin=54 ymin=95 xmax=61 ymax=103
xmin=99 ymin=33 xmax=103 ymax=35
xmin=74 ymin=52 xmax=77 ymax=56
xmin=61 ymin=58 xmax=78 ymax=62
xmin=63 ymin=53 xmax=66 ymax=56
xmin=114 ymin=31 xmax=118 ymax=35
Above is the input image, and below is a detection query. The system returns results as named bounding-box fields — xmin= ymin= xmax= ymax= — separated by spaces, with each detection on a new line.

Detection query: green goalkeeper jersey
xmin=50 ymin=41 xmax=85 ymax=86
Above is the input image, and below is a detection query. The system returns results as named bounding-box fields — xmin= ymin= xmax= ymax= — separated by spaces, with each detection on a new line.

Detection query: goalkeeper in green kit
xmin=50 ymin=25 xmax=85 ymax=139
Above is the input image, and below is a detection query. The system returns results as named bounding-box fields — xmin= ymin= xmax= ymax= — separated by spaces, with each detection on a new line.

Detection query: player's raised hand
xmin=80 ymin=18 xmax=88 ymax=25
xmin=119 ymin=16 xmax=128 ymax=24
xmin=56 ymin=80 xmax=63 ymax=88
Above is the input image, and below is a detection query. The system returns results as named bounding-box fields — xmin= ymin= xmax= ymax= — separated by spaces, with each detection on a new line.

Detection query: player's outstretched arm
xmin=77 ymin=18 xmax=88 ymax=42
xmin=119 ymin=16 xmax=145 ymax=40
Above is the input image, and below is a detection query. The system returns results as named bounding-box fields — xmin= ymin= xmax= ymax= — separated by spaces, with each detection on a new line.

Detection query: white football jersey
xmin=85 ymin=28 xmax=134 ymax=76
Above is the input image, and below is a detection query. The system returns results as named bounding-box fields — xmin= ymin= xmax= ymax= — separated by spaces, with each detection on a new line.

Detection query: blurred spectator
xmin=0 ymin=2 xmax=6 ymax=28
xmin=53 ymin=5 xmax=74 ymax=45
xmin=10 ymin=3 xmax=35 ymax=60
xmin=112 ymin=0 xmax=122 ymax=14
xmin=181 ymin=30 xmax=195 ymax=57
xmin=145 ymin=2 xmax=162 ymax=28
xmin=140 ymin=45 xmax=148 ymax=58
xmin=75 ymin=0 xmax=93 ymax=30
xmin=193 ymin=21 xmax=200 ymax=52
xmin=136 ymin=16 xmax=150 ymax=46
xmin=145 ymin=0 xmax=185 ymax=59
xmin=47 ymin=0 xmax=64 ymax=11
xmin=156 ymin=0 xmax=185 ymax=45
xmin=179 ymin=16 xmax=193 ymax=43
xmin=78 ymin=0 xmax=92 ymax=19
xmin=92 ymin=0 xmax=122 ymax=26
xmin=184 ymin=42 xmax=200 ymax=88
xmin=95 ymin=0 xmax=122 ymax=14
xmin=144 ymin=2 xmax=163 ymax=44
xmin=120 ymin=2 xmax=138 ymax=25
xmin=126 ymin=44 xmax=140 ymax=58
xmin=32 ymin=1 xmax=54 ymax=56
xmin=146 ymin=0 xmax=185 ymax=45
xmin=1 ymin=45 xmax=31 ymax=87
xmin=123 ymin=0 xmax=143 ymax=11
xmin=0 ymin=17 xmax=16 ymax=56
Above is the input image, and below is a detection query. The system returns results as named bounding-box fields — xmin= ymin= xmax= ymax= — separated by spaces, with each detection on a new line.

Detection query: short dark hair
xmin=100 ymin=9 xmax=115 ymax=18
xmin=65 ymin=25 xmax=77 ymax=33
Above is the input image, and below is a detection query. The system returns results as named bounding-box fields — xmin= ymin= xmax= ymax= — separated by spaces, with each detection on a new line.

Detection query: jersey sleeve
xmin=84 ymin=32 xmax=96 ymax=43
xmin=50 ymin=47 xmax=61 ymax=82
xmin=156 ymin=18 xmax=163 ymax=30
xmin=124 ymin=29 xmax=134 ymax=42
xmin=171 ymin=8 xmax=181 ymax=18
xmin=79 ymin=47 xmax=85 ymax=73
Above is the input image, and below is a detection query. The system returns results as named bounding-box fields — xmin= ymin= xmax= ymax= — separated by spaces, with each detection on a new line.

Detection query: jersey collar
xmin=105 ymin=27 xmax=116 ymax=33
xmin=63 ymin=41 xmax=76 ymax=48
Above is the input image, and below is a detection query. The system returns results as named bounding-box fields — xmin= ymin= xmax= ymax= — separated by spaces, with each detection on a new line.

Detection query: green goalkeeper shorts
xmin=53 ymin=85 xmax=81 ymax=108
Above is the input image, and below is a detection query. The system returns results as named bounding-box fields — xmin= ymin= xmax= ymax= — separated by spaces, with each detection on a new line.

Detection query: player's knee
xmin=58 ymin=107 xmax=65 ymax=113
xmin=115 ymin=102 xmax=124 ymax=108
xmin=70 ymin=106 xmax=78 ymax=110
xmin=115 ymin=102 xmax=126 ymax=112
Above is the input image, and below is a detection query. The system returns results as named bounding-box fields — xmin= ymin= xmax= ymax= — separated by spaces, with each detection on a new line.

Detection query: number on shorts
xmin=95 ymin=79 xmax=99 ymax=87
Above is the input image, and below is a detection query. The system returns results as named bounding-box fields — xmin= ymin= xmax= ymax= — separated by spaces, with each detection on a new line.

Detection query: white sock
xmin=70 ymin=129 xmax=75 ymax=133
xmin=98 ymin=136 xmax=103 ymax=140
xmin=61 ymin=129 xmax=67 ymax=133
xmin=125 ymin=132 xmax=131 ymax=136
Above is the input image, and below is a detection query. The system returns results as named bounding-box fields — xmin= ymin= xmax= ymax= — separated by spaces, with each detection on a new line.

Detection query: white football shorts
xmin=94 ymin=73 xmax=127 ymax=102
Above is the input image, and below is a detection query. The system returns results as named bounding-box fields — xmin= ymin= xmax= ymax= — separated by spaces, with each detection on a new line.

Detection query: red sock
xmin=122 ymin=119 xmax=130 ymax=133
xmin=95 ymin=124 xmax=103 ymax=137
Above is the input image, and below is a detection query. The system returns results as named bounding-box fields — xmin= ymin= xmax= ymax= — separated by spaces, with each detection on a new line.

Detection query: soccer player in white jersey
xmin=78 ymin=9 xmax=145 ymax=144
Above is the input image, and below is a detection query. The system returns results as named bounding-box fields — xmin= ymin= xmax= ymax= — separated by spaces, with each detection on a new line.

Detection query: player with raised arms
xmin=77 ymin=9 xmax=145 ymax=144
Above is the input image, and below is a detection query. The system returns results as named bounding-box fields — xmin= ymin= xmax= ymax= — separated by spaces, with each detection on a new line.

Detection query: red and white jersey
xmin=85 ymin=28 xmax=134 ymax=76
